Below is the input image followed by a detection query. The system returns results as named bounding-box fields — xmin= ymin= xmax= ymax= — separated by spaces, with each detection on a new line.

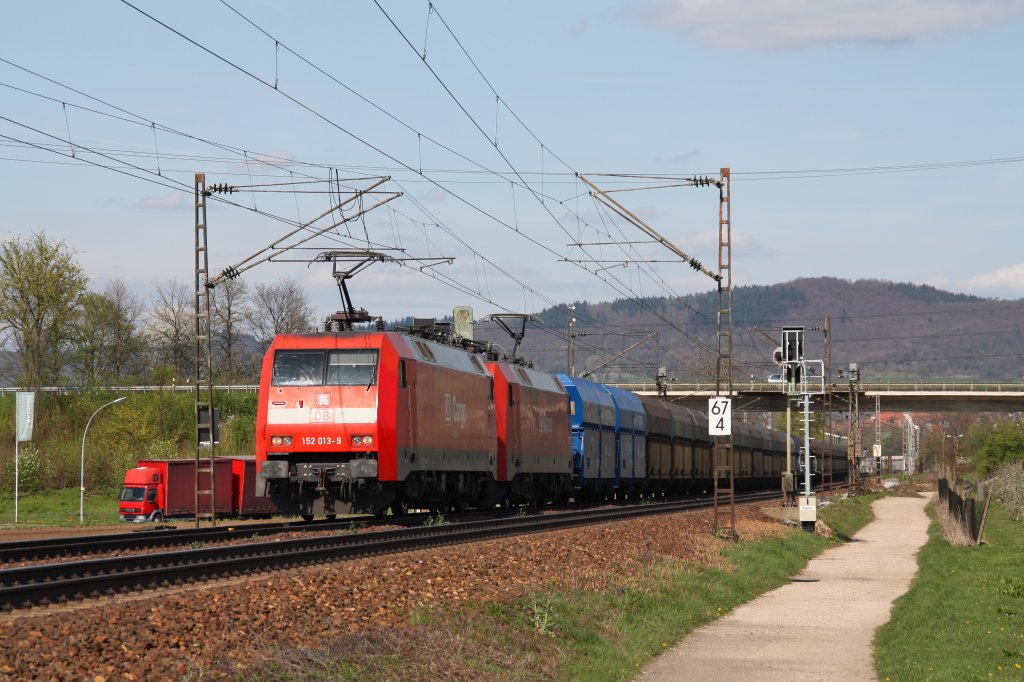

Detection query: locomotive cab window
xmin=272 ymin=350 xmax=326 ymax=386
xmin=326 ymin=349 xmax=379 ymax=386
xmin=272 ymin=349 xmax=380 ymax=386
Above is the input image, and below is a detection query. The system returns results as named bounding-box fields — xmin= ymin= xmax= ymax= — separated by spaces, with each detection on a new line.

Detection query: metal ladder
xmin=194 ymin=173 xmax=216 ymax=526
xmin=713 ymin=168 xmax=737 ymax=539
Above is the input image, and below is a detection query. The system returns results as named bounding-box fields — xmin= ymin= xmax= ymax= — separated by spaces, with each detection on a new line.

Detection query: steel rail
xmin=0 ymin=500 xmax=627 ymax=564
xmin=0 ymin=516 xmax=423 ymax=564
xmin=0 ymin=492 xmax=785 ymax=610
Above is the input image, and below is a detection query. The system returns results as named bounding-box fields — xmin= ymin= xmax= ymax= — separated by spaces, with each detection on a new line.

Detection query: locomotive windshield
xmin=272 ymin=349 xmax=379 ymax=387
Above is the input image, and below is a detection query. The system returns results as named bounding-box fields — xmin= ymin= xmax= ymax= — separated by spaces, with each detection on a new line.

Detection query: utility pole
xmin=847 ymin=363 xmax=861 ymax=495
xmin=823 ymin=316 xmax=833 ymax=490
xmin=875 ymin=394 xmax=882 ymax=478
xmin=567 ymin=305 xmax=576 ymax=377
xmin=713 ymin=168 xmax=736 ymax=540
xmin=780 ymin=327 xmax=803 ymax=508
xmin=575 ymin=167 xmax=731 ymax=536
xmin=193 ymin=173 xmax=217 ymax=527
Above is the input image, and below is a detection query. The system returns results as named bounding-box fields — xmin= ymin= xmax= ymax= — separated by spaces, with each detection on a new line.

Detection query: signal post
xmin=776 ymin=327 xmax=824 ymax=531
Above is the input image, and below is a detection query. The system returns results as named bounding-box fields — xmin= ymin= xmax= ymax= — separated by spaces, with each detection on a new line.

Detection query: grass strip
xmin=558 ymin=493 xmax=882 ymax=681
xmin=0 ymin=487 xmax=120 ymax=528
xmin=875 ymin=501 xmax=1024 ymax=681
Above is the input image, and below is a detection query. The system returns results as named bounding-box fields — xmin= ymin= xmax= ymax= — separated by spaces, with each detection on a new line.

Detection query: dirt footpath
xmin=635 ymin=495 xmax=932 ymax=682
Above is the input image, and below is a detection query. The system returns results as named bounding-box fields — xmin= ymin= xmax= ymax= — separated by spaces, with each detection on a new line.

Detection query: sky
xmin=2 ymin=0 xmax=1023 ymax=326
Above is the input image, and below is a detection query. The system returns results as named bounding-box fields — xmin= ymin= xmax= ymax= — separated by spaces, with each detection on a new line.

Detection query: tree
xmin=918 ymin=425 xmax=943 ymax=473
xmin=103 ymin=279 xmax=146 ymax=381
xmin=67 ymin=282 xmax=146 ymax=385
xmin=210 ymin=277 xmax=255 ymax=382
xmin=976 ymin=420 xmax=1024 ymax=476
xmin=0 ymin=232 xmax=88 ymax=388
xmin=146 ymin=279 xmax=194 ymax=383
xmin=247 ymin=278 xmax=316 ymax=351
xmin=69 ymin=292 xmax=119 ymax=386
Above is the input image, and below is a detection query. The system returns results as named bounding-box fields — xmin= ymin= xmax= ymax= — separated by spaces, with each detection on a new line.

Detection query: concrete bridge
xmin=609 ymin=380 xmax=1024 ymax=413
xmin=6 ymin=381 xmax=1021 ymax=413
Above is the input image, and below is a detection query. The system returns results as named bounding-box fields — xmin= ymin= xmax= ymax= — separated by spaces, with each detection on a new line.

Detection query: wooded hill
xmin=470 ymin=278 xmax=1024 ymax=383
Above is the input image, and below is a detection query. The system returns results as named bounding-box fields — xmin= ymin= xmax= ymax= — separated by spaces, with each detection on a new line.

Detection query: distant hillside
xmin=466 ymin=278 xmax=1024 ymax=383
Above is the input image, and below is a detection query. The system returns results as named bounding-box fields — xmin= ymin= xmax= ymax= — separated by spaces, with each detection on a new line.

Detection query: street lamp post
xmin=945 ymin=433 xmax=963 ymax=478
xmin=80 ymin=397 xmax=127 ymax=525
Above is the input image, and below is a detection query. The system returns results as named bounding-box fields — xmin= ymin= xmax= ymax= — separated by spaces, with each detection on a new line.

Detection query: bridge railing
xmin=858 ymin=381 xmax=1024 ymax=392
xmin=0 ymin=385 xmax=259 ymax=397
xmin=1 ymin=381 xmax=1021 ymax=397
xmin=609 ymin=381 xmax=1024 ymax=394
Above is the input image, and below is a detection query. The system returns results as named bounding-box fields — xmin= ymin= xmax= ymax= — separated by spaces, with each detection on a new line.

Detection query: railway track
xmin=0 ymin=516 xmax=413 ymax=564
xmin=0 ymin=491 xmax=787 ymax=610
xmin=0 ymin=500 xmax=613 ymax=565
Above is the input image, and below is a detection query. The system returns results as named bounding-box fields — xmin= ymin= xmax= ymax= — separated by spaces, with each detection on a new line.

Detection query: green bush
xmin=0 ymin=391 xmax=257 ymax=493
xmin=3 ymin=443 xmax=46 ymax=494
xmin=991 ymin=462 xmax=1024 ymax=522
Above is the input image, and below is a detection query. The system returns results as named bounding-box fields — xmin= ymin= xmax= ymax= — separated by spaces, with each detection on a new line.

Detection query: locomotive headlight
xmin=270 ymin=435 xmax=293 ymax=447
xmin=271 ymin=436 xmax=282 ymax=446
xmin=363 ymin=435 xmax=373 ymax=446
xmin=352 ymin=435 xmax=373 ymax=446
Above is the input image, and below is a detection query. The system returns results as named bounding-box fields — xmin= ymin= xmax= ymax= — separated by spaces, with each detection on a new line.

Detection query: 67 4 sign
xmin=708 ymin=397 xmax=732 ymax=436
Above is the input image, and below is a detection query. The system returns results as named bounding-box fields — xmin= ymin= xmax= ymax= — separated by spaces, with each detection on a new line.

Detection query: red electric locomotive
xmin=485 ymin=361 xmax=572 ymax=504
xmin=256 ymin=331 xmax=496 ymax=519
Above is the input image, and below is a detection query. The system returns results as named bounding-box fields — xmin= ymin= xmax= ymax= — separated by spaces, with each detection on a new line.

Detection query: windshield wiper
xmin=366 ymin=357 xmax=378 ymax=391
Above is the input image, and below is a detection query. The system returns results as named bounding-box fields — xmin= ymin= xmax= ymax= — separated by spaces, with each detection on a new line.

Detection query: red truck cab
xmin=119 ymin=466 xmax=164 ymax=522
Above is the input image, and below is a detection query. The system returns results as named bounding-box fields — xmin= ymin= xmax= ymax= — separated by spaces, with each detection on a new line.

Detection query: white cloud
xmin=136 ymin=193 xmax=186 ymax=210
xmin=686 ymin=228 xmax=775 ymax=257
xmin=632 ymin=0 xmax=1024 ymax=51
xmin=669 ymin=149 xmax=702 ymax=164
xmin=964 ymin=263 xmax=1024 ymax=293
xmin=421 ymin=187 xmax=448 ymax=204
xmin=567 ymin=19 xmax=589 ymax=36
xmin=225 ymin=151 xmax=296 ymax=176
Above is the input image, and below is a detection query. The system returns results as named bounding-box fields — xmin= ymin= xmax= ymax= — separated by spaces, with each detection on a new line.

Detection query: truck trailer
xmin=119 ymin=456 xmax=277 ymax=522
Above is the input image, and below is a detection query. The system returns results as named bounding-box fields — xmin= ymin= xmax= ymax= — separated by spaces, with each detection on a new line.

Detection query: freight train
xmin=255 ymin=329 xmax=848 ymax=519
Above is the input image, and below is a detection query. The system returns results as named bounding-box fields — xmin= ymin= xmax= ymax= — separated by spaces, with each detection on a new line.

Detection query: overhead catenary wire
xmin=4 ymin=58 xmax=1014 ymax=188
xmin=369 ymin=0 xmax=721 ymax=353
xmin=121 ymin=0 xmax=715 ymax=360
xmin=3 ymin=19 xmax=612 ymax=341
xmin=8 ymin=14 xmax=1007 ymax=376
xmin=0 ymin=60 xmax=329 ymax=186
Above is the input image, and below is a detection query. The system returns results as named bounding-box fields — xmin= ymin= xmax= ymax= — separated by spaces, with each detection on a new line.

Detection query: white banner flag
xmin=16 ymin=391 xmax=35 ymax=442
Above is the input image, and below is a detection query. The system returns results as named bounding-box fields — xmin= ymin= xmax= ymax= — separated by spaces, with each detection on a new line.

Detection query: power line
xmin=122 ymin=0 xmax=719 ymax=358
xmin=2 ymin=62 xmax=630 ymax=365
xmin=7 ymin=15 xmax=600 ymax=339
xmin=369 ymin=0 xmax=719 ymax=353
